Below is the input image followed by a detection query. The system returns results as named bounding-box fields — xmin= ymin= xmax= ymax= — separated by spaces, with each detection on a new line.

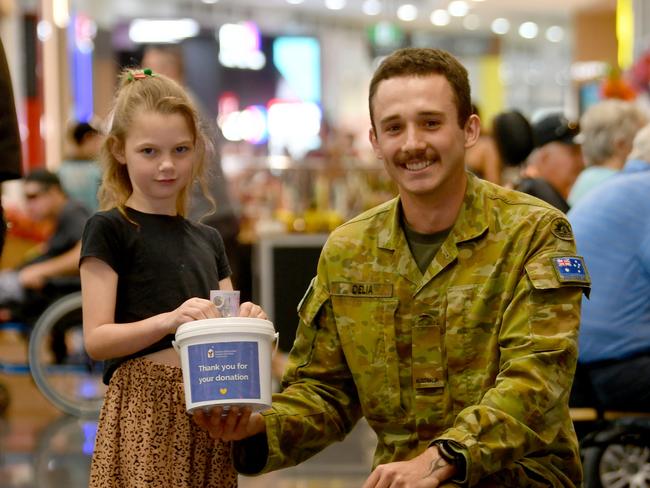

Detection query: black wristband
xmin=434 ymin=440 xmax=467 ymax=481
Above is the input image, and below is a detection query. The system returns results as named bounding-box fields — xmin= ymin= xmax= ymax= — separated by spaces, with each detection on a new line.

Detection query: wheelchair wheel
xmin=28 ymin=292 xmax=105 ymax=418
xmin=583 ymin=442 xmax=650 ymax=488
xmin=32 ymin=415 xmax=96 ymax=487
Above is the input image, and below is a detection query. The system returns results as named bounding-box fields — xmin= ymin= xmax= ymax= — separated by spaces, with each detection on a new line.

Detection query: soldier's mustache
xmin=396 ymin=149 xmax=438 ymax=164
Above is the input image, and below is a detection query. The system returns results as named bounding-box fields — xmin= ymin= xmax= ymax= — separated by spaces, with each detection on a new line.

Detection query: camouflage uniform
xmin=235 ymin=174 xmax=589 ymax=487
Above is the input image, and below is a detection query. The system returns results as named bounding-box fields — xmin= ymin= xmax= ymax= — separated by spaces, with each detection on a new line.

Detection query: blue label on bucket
xmin=188 ymin=341 xmax=260 ymax=403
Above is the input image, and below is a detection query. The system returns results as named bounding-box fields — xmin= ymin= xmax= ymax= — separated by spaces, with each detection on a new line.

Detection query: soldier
xmin=196 ymin=48 xmax=590 ymax=487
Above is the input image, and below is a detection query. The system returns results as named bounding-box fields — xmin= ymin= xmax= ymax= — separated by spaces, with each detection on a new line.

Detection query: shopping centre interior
xmin=2 ymin=0 xmax=650 ymax=487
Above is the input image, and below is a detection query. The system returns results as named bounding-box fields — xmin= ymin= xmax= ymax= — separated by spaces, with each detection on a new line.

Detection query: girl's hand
xmin=161 ymin=297 xmax=219 ymax=334
xmin=239 ymin=301 xmax=268 ymax=320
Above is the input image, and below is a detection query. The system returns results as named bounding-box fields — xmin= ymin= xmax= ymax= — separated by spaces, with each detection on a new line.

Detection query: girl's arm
xmin=81 ymin=256 xmax=221 ymax=361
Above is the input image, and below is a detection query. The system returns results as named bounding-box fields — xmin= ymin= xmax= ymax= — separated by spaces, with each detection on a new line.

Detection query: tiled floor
xmin=0 ymin=327 xmax=375 ymax=487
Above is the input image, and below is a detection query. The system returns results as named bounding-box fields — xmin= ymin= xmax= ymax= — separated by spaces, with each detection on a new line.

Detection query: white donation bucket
xmin=173 ymin=317 xmax=277 ymax=413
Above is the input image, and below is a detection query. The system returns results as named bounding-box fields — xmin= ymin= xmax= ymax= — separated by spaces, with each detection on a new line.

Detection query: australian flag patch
xmin=552 ymin=256 xmax=590 ymax=284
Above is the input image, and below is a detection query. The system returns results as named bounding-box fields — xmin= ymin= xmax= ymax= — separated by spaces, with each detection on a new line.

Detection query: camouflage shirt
xmin=235 ymin=174 xmax=589 ymax=487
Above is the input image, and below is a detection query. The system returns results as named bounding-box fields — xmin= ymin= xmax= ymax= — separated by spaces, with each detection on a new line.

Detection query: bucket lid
xmin=175 ymin=317 xmax=275 ymax=343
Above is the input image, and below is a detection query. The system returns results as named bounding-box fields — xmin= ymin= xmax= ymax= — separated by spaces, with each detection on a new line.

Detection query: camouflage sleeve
xmin=436 ymin=213 xmax=589 ymax=486
xmin=254 ymin=276 xmax=363 ymax=473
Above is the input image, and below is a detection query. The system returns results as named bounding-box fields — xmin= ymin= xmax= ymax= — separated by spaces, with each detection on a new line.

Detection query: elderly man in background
xmin=568 ymin=99 xmax=647 ymax=206
xmin=516 ymin=113 xmax=584 ymax=213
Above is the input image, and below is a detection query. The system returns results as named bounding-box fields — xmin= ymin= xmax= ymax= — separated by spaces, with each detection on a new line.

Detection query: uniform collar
xmin=378 ymin=172 xmax=489 ymax=251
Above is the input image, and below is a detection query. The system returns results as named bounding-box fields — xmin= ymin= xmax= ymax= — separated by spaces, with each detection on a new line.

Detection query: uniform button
xmin=416 ymin=314 xmax=434 ymax=326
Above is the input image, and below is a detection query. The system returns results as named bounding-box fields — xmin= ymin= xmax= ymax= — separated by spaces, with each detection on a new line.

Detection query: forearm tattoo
xmin=422 ymin=456 xmax=449 ymax=479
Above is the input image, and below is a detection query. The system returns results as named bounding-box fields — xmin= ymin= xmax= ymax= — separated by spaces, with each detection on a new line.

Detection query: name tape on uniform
xmin=331 ymin=282 xmax=393 ymax=297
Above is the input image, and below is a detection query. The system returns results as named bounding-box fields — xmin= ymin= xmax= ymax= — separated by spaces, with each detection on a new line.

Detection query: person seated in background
xmin=0 ymin=169 xmax=90 ymax=362
xmin=516 ymin=112 xmax=583 ymax=213
xmin=465 ymin=103 xmax=502 ymax=184
xmin=58 ymin=121 xmax=103 ymax=213
xmin=568 ymin=99 xmax=647 ymax=207
xmin=569 ymin=123 xmax=650 ymax=412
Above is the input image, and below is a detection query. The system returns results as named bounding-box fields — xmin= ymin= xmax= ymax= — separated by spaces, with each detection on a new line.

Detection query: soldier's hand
xmin=362 ymin=446 xmax=457 ymax=488
xmin=193 ymin=406 xmax=266 ymax=441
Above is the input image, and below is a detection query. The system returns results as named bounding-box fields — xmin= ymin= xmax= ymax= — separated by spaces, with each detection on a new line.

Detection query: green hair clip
xmin=129 ymin=68 xmax=155 ymax=81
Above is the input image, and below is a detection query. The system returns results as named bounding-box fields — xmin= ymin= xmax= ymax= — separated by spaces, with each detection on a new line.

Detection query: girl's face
xmin=115 ymin=110 xmax=196 ymax=215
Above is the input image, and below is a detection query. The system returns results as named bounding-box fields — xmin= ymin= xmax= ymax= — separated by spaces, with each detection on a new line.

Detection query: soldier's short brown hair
xmin=368 ymin=48 xmax=472 ymax=130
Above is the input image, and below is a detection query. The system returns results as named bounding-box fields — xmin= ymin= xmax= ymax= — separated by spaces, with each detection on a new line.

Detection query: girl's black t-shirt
xmin=80 ymin=207 xmax=231 ymax=384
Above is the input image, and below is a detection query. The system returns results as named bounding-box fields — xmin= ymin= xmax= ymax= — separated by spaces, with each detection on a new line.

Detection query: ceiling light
xmin=286 ymin=0 xmax=304 ymax=4
xmin=448 ymin=1 xmax=469 ymax=17
xmin=325 ymin=0 xmax=346 ymax=10
xmin=397 ymin=4 xmax=418 ymax=21
xmin=430 ymin=9 xmax=451 ymax=26
xmin=201 ymin=0 xmax=219 ymax=4
xmin=37 ymin=20 xmax=53 ymax=41
xmin=362 ymin=0 xmax=382 ymax=15
xmin=546 ymin=25 xmax=564 ymax=42
xmin=463 ymin=14 xmax=480 ymax=30
xmin=518 ymin=21 xmax=539 ymax=39
xmin=53 ymin=0 xmax=70 ymax=28
xmin=129 ymin=19 xmax=200 ymax=44
xmin=491 ymin=17 xmax=510 ymax=35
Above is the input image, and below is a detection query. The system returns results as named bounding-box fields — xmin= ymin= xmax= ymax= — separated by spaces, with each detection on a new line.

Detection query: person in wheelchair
xmin=0 ymin=169 xmax=91 ymax=363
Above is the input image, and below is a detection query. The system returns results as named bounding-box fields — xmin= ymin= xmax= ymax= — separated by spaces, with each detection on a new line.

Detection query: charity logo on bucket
xmin=188 ymin=342 xmax=261 ymax=402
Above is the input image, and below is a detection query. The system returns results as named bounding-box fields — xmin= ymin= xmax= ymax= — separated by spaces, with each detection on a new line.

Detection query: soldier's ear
xmin=464 ymin=114 xmax=480 ymax=149
xmin=369 ymin=128 xmax=383 ymax=160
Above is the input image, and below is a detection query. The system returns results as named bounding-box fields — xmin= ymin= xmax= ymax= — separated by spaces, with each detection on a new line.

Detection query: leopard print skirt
xmin=89 ymin=357 xmax=237 ymax=487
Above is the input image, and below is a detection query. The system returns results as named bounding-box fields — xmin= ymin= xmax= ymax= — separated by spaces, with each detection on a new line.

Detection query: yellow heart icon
xmin=219 ymin=388 xmax=227 ymax=395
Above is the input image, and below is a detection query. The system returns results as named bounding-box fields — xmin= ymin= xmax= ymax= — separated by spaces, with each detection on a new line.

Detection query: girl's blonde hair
xmin=98 ymin=68 xmax=212 ymax=217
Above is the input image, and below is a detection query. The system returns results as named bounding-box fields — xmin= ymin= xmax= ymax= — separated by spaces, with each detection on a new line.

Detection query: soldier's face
xmin=369 ymin=74 xmax=479 ymax=202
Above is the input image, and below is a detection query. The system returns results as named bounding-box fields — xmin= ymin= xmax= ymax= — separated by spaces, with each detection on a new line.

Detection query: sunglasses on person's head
xmin=554 ymin=120 xmax=578 ymax=139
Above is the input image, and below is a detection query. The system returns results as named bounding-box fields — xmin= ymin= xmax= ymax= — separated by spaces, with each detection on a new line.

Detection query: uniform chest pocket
xmin=331 ymin=296 xmax=401 ymax=421
xmin=445 ymin=285 xmax=499 ymax=375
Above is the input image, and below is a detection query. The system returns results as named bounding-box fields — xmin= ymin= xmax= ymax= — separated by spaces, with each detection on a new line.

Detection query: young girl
xmin=81 ymin=68 xmax=266 ymax=487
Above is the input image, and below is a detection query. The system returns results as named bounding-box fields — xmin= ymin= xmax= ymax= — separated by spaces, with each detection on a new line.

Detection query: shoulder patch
xmin=551 ymin=217 xmax=574 ymax=241
xmin=551 ymin=256 xmax=590 ymax=284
